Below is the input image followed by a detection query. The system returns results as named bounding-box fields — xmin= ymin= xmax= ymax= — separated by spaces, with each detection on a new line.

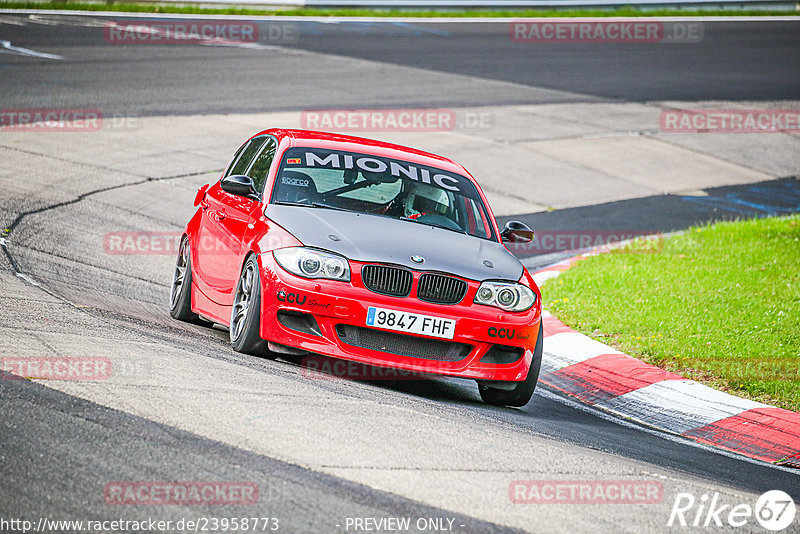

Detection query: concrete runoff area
xmin=1 ymin=102 xmax=796 ymax=223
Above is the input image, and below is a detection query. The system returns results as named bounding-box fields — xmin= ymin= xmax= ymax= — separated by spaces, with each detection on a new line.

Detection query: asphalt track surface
xmin=1 ymin=13 xmax=799 ymax=534
xmin=0 ymin=17 xmax=799 ymax=115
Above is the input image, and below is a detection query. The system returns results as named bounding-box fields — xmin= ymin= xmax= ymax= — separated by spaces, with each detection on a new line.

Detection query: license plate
xmin=366 ymin=307 xmax=456 ymax=340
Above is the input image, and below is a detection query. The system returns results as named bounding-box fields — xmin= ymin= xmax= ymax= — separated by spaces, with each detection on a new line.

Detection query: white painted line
xmin=543 ymin=331 xmax=624 ymax=371
xmin=28 ymin=13 xmax=113 ymax=28
xmin=199 ymin=40 xmax=277 ymax=50
xmin=0 ymin=39 xmax=63 ymax=60
xmin=597 ymin=379 xmax=769 ymax=434
xmin=15 ymin=272 xmax=41 ymax=287
xmin=550 ymin=258 xmax=577 ymax=267
xmin=540 ymin=357 xmax=569 ymax=376
xmin=532 ymin=269 xmax=562 ymax=286
xmin=0 ymin=15 xmax=28 ymax=25
xmin=535 ymin=386 xmax=800 ymax=474
xmin=1 ymin=10 xmax=799 ymax=22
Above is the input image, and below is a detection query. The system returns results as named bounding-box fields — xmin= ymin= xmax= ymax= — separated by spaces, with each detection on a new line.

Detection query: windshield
xmin=270 ymin=147 xmax=496 ymax=240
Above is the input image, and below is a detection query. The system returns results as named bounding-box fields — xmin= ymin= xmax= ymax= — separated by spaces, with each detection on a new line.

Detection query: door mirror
xmin=501 ymin=221 xmax=534 ymax=243
xmin=193 ymin=183 xmax=210 ymax=207
xmin=221 ymin=175 xmax=259 ymax=200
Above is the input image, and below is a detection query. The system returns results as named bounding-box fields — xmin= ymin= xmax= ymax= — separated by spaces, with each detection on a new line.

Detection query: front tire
xmin=230 ymin=255 xmax=271 ymax=357
xmin=169 ymin=236 xmax=200 ymax=323
xmin=478 ymin=321 xmax=543 ymax=407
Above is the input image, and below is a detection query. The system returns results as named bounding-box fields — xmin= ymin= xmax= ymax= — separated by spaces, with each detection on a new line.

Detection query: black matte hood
xmin=266 ymin=205 xmax=523 ymax=282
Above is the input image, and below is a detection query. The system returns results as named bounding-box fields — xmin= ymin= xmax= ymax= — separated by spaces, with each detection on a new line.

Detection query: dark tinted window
xmin=225 ymin=141 xmax=249 ymax=176
xmin=227 ymin=137 xmax=267 ymax=177
xmin=247 ymin=138 xmax=277 ymax=196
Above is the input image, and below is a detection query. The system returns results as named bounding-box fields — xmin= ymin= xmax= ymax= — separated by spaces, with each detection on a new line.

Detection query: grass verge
xmin=0 ymin=2 xmax=796 ymax=17
xmin=542 ymin=214 xmax=800 ymax=412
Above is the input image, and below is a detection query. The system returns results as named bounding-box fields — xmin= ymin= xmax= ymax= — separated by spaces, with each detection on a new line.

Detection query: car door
xmin=237 ymin=135 xmax=278 ymax=243
xmin=194 ymin=136 xmax=267 ymax=305
xmin=215 ymin=137 xmax=279 ymax=297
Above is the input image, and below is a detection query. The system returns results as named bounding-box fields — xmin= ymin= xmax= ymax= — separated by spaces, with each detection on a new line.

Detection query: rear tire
xmin=230 ymin=255 xmax=272 ymax=357
xmin=478 ymin=321 xmax=543 ymax=407
xmin=169 ymin=236 xmax=200 ymax=323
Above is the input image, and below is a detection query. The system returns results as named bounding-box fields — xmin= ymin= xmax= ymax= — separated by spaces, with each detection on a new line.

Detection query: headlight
xmin=474 ymin=281 xmax=535 ymax=312
xmin=273 ymin=247 xmax=350 ymax=282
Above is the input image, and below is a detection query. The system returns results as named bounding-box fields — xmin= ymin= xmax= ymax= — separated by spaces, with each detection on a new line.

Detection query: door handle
xmin=218 ymin=210 xmax=227 ymax=220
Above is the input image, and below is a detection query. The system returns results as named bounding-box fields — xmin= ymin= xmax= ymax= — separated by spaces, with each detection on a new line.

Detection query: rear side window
xmin=226 ymin=137 xmax=267 ymax=177
xmin=460 ymin=196 xmax=492 ymax=240
xmin=247 ymin=138 xmax=277 ymax=197
xmin=225 ymin=141 xmax=249 ymax=176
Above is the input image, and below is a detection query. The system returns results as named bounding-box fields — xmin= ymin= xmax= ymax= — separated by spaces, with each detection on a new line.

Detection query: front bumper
xmin=257 ymin=253 xmax=542 ymax=382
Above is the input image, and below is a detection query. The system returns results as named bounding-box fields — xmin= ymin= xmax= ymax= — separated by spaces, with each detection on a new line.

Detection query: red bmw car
xmin=170 ymin=129 xmax=543 ymax=406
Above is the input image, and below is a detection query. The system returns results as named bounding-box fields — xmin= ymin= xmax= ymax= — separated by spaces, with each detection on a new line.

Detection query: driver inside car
xmin=403 ymin=183 xmax=451 ymax=220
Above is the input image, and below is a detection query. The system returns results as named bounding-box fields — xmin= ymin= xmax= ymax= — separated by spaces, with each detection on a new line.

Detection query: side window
xmin=247 ymin=138 xmax=277 ymax=196
xmin=467 ymin=198 xmax=492 ymax=239
xmin=224 ymin=141 xmax=248 ymax=177
xmin=226 ymin=137 xmax=267 ymax=177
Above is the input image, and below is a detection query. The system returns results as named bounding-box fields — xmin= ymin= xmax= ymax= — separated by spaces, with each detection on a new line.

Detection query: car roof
xmin=254 ymin=128 xmax=474 ymax=179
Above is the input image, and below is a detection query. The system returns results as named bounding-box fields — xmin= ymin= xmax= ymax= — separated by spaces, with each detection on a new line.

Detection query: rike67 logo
xmin=668 ymin=490 xmax=795 ymax=531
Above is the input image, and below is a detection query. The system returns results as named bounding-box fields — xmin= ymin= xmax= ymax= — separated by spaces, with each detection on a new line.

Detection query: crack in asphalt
xmin=0 ymin=153 xmax=222 ymax=295
xmin=0 ymin=144 xmax=150 ymax=179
